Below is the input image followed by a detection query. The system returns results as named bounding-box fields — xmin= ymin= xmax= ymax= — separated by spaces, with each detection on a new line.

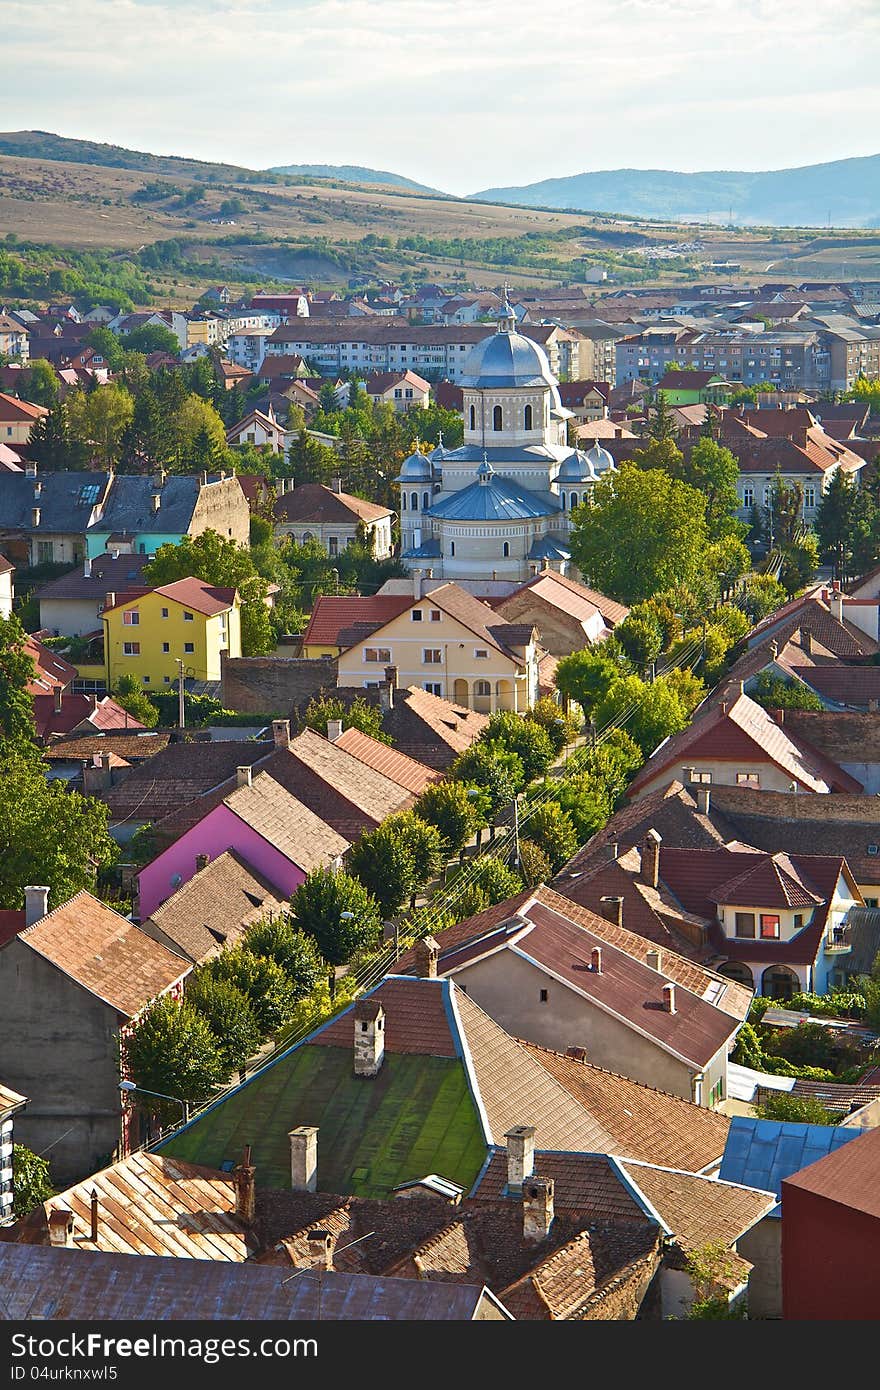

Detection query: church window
xmin=524 ymin=404 xmax=533 ymax=430
xmin=469 ymin=404 xmax=476 ymax=429
xmin=410 ymin=491 xmax=418 ymax=510
xmin=423 ymin=491 xmax=430 ymax=510
xmin=401 ymin=493 xmax=407 ymax=510
xmin=450 ymin=541 xmax=455 ymax=557
xmin=570 ymin=493 xmax=578 ymax=510
xmin=503 ymin=542 xmax=510 ymax=557
xmin=493 ymin=405 xmax=503 ymax=431
xmin=582 ymin=492 xmax=589 ymax=506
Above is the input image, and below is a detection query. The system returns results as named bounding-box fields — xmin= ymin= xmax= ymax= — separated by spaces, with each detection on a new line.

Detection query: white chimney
xmin=413 ymin=569 xmax=423 ymax=601
xmin=31 ymin=506 xmax=41 ymax=528
xmin=326 ymin=719 xmax=344 ymax=742
xmin=522 ymin=1176 xmax=555 ymax=1242
xmin=696 ymin=786 xmax=711 ymax=816
xmin=236 ymin=765 xmax=253 ymax=787
xmin=289 ymin=1126 xmax=318 ymax=1191
xmin=25 ymin=885 xmax=50 ymax=927
xmin=830 ymin=592 xmax=844 ymax=622
xmin=504 ymin=1126 xmax=536 ymax=1193
xmin=662 ymin=983 xmax=677 ymax=1014
xmin=646 ymin=948 xmax=662 ymax=973
xmin=590 ymin=946 xmax=602 ymax=973
xmin=83 ymin=556 xmax=92 ymax=579
xmin=151 ymin=492 xmax=161 ymax=513
xmin=353 ymin=999 xmax=385 ymax=1077
xmin=642 ymin=828 xmax=662 ymax=889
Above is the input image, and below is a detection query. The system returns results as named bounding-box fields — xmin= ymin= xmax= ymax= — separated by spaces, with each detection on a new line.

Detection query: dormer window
xmin=760 ymin=914 xmax=780 ymax=940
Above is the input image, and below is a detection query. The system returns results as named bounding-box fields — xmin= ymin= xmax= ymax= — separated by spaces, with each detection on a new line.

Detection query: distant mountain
xmin=470 ymin=155 xmax=880 ymax=227
xmin=0 ymin=130 xmax=254 ymax=180
xmin=268 ymin=163 xmax=438 ymax=193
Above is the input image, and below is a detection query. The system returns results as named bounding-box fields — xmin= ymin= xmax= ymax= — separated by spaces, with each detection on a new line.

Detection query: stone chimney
xmin=413 ymin=569 xmax=423 ymax=601
xmin=151 ymin=491 xmax=161 ymax=513
xmin=599 ymin=895 xmax=623 ymax=928
xmin=24 ymin=885 xmax=50 ymax=927
xmin=414 ymin=935 xmax=440 ymax=979
xmin=307 ymin=1229 xmax=334 ymax=1271
xmin=326 ymin=719 xmax=344 ymax=742
xmin=47 ymin=1208 xmax=75 ymax=1248
xmin=353 ymin=998 xmax=385 ymax=1077
xmin=646 ymin=948 xmax=662 ymax=973
xmin=195 ymin=853 xmax=210 ymax=873
xmin=232 ymin=1145 xmax=256 ymax=1225
xmin=696 ymin=786 xmax=711 ymax=816
xmin=331 ymin=477 xmax=342 ymax=495
xmin=32 ymin=506 xmax=41 ymax=528
xmin=504 ymin=1125 xmax=536 ymax=1193
xmin=590 ymin=946 xmax=602 ymax=973
xmin=662 ymin=982 xmax=677 ymax=1014
xmin=236 ymin=765 xmax=253 ymax=787
xmin=83 ymin=555 xmax=92 ymax=578
xmin=522 ymin=1176 xmax=554 ymax=1242
xmin=289 ymin=1126 xmax=318 ymax=1192
xmin=53 ymin=687 xmax=63 ymax=714
xmin=830 ymin=590 xmax=844 ymax=622
xmin=641 ymin=828 xmax=662 ymax=889
xmin=105 ymin=591 xmax=116 ymax=612
xmin=272 ymin=718 xmax=291 ymax=749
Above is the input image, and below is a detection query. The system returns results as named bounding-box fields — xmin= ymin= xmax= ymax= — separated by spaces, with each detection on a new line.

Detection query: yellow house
xmin=102 ymin=577 xmax=241 ymax=692
xmin=333 ymin=580 xmax=539 ymax=713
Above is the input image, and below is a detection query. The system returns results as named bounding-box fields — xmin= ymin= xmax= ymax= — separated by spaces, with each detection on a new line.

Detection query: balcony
xmin=824 ymin=927 xmax=852 ymax=955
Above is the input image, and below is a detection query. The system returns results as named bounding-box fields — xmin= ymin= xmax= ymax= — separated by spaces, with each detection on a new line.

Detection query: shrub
xmin=755 ymin=1092 xmax=836 ymax=1126
xmin=518 ymin=838 xmax=552 ymax=888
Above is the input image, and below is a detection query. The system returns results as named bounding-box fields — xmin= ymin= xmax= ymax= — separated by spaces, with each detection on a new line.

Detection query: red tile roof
xmin=273 ymin=484 xmax=391 ymax=526
xmin=302 ymin=595 xmax=412 ymax=648
xmin=104 ymin=579 xmax=237 ymax=618
xmin=314 ymin=977 xmax=459 ymax=1057
xmin=332 ymin=726 xmax=439 ymax=795
xmin=33 ymin=694 xmax=145 ymax=742
xmin=24 ymin=636 xmax=76 ymax=696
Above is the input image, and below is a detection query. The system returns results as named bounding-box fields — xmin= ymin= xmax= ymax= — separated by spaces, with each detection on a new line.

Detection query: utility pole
xmin=176 ymin=658 xmax=185 ymax=730
xmin=512 ymin=794 xmax=521 ymax=874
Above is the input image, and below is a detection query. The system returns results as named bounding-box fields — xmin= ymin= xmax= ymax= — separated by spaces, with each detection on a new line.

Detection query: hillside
xmin=269 ymin=163 xmax=438 ymax=193
xmin=471 ymin=154 xmax=880 ymax=227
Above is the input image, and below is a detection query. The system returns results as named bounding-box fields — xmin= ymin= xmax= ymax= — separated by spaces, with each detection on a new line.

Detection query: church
xmin=396 ymin=296 xmax=615 ymax=582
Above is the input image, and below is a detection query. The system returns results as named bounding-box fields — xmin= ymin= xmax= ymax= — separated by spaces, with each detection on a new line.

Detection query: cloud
xmin=2 ymin=0 xmax=878 ymax=192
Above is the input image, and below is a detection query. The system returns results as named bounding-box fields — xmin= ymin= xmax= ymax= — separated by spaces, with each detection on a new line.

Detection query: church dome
xmin=584 ymin=439 xmax=615 ymax=475
xmin=394 ymin=447 xmax=434 ymax=483
xmin=459 ymin=329 xmax=557 ymax=389
xmin=556 ymin=449 xmax=599 ymax=483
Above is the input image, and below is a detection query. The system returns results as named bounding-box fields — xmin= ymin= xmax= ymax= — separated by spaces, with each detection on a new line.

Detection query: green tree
xmin=555 ymin=644 xmax=629 ymax=719
xmin=27 ymin=400 xmax=88 ymax=471
xmin=123 ymin=996 xmax=230 ymax=1120
xmin=65 ymin=382 xmax=134 ymax=469
xmin=527 ymin=695 xmax=580 ymax=755
xmin=594 ymin=673 xmax=688 ymax=757
xmin=124 ymin=323 xmax=181 ymax=356
xmin=185 ymin=972 xmax=263 ymax=1073
xmin=12 ymin=1145 xmax=54 ymax=1217
xmin=614 ymin=613 xmax=663 ymax=675
xmin=202 ymin=947 xmax=301 ymax=1033
xmin=521 ymin=801 xmax=578 ymax=873
xmin=242 ymin=916 xmax=323 ymax=997
xmin=550 ymin=773 xmax=612 ymax=842
xmin=734 ymin=573 xmax=788 ymax=624
xmin=447 ymin=855 xmax=523 ymax=918
xmin=347 ymin=821 xmax=418 ymax=919
xmin=815 ymin=469 xmax=855 ymax=579
xmin=518 ymin=838 xmax=552 ymax=888
xmin=0 ymin=614 xmax=37 ymax=748
xmin=290 ymin=867 xmax=382 ymax=997
xmin=144 ymin=529 xmax=273 ymax=657
xmin=451 ymin=743 xmax=523 ymax=822
xmin=415 ymin=781 xmax=479 ymax=857
xmin=569 ymin=465 xmax=710 ymax=604
xmin=644 ymin=389 xmax=678 ymax=443
xmin=85 ymin=326 xmax=125 ymax=370
xmin=676 ymin=437 xmax=742 ymax=540
xmin=755 ymin=1092 xmax=835 ymax=1125
xmin=750 ymin=672 xmax=824 ymax=712
xmin=114 ymin=674 xmax=160 ymax=728
xmin=303 ymin=693 xmax=392 ymax=744
xmin=481 ymin=710 xmax=555 ymax=782
xmin=22 ymin=359 xmax=59 ymax=408
xmin=391 ymin=811 xmax=443 ymax=893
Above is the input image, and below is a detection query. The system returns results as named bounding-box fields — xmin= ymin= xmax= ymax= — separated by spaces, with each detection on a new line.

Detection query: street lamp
xmin=119 ymin=1079 xmax=189 ymax=1125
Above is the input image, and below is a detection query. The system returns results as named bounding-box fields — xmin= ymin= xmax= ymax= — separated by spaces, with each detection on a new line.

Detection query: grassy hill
xmin=269 ymin=162 xmax=439 ymax=193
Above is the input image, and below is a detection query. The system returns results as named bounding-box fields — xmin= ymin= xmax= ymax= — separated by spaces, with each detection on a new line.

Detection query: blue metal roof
xmin=459 ymin=330 xmax=557 ymax=389
xmin=429 ymin=475 xmax=556 ymax=522
xmin=528 ymin=535 xmax=571 ymax=560
xmin=401 ymin=537 xmax=442 ymax=559
xmin=718 ymin=1115 xmax=864 ymax=1215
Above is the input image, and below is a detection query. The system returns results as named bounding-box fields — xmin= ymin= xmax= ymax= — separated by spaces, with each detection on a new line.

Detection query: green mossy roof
xmin=160 ymin=1045 xmax=487 ymax=1197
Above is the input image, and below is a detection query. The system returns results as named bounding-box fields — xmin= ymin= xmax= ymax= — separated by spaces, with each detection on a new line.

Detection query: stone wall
xmin=221 ymin=653 xmax=337 ymax=715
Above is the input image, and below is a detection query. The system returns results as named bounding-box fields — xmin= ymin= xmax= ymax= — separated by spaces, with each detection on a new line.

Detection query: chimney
xmin=104 ymin=591 xmax=116 ymax=612
xmin=327 ymin=719 xmax=344 ymax=742
xmin=89 ymin=1189 xmax=99 ymax=1243
xmin=696 ymin=786 xmax=711 ymax=816
xmin=566 ymin=1046 xmax=587 ymax=1062
xmin=646 ymin=948 xmax=662 ymax=973
xmin=662 ymin=982 xmax=677 ymax=1014
xmin=232 ymin=1145 xmax=256 ymax=1225
xmin=504 ymin=1125 xmax=536 ymax=1193
xmin=24 ymin=460 xmax=37 ymax=478
xmin=869 ymin=699 xmax=879 ymax=714
xmin=151 ymin=469 xmax=167 ymax=489
xmin=353 ymin=999 xmax=385 ymax=1076
xmin=151 ymin=491 xmax=161 ymax=513
xmin=47 ymin=1208 xmax=75 ymax=1248
xmin=801 ymin=627 xmax=813 ymax=657
xmin=289 ymin=1126 xmax=318 ymax=1192
xmin=590 ymin=946 xmax=602 ymax=973
xmin=201 ymin=470 xmax=209 ymax=486
xmin=32 ymin=506 xmax=41 ymax=528
xmin=83 ymin=555 xmax=92 ymax=578
xmin=522 ymin=1176 xmax=555 ymax=1242
xmin=272 ymin=718 xmax=291 ymax=749
xmin=33 ymin=479 xmax=42 ymax=499
xmin=195 ymin=853 xmax=210 ymax=873
xmin=414 ymin=934 xmax=440 ymax=979
xmin=599 ymin=895 xmax=623 ymax=928
xmin=236 ymin=765 xmax=253 ymax=788
xmin=769 ymin=639 xmax=779 ymax=659
xmin=99 ymin=753 xmax=112 ymax=774
xmin=307 ymin=1229 xmax=334 ymax=1271
xmin=53 ymin=687 xmax=63 ymax=714
xmin=379 ymin=676 xmax=395 ymax=712
xmin=24 ymin=885 xmax=50 ymax=927
xmin=641 ymin=828 xmax=662 ymax=889
xmin=330 ymin=477 xmax=342 ymax=494
xmin=609 ymin=840 xmax=619 ymax=860
xmin=830 ymin=591 xmax=844 ymax=622
xmin=413 ymin=569 xmax=423 ymax=601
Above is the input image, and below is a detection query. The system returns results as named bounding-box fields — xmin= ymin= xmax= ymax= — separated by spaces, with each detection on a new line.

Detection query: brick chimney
xmin=24 ymin=885 xmax=50 ymax=927
xmin=289 ymin=1126 xmax=318 ymax=1192
xmin=522 ymin=1176 xmax=555 ymax=1242
xmin=326 ymin=719 xmax=344 ymax=742
xmin=151 ymin=491 xmax=161 ymax=513
xmin=89 ymin=1190 xmax=99 ymax=1243
xmin=801 ymin=626 xmax=813 ymax=657
xmin=504 ymin=1125 xmax=536 ymax=1193
xmin=232 ymin=1145 xmax=256 ymax=1225
xmin=599 ymin=895 xmax=623 ymax=928
xmin=414 ymin=935 xmax=440 ymax=979
xmin=641 ymin=828 xmax=662 ymax=889
xmin=105 ymin=591 xmax=116 ymax=612
xmin=353 ymin=998 xmax=385 ymax=1076
xmin=236 ymin=765 xmax=253 ymax=787
xmin=590 ymin=946 xmax=602 ymax=973
xmin=646 ymin=948 xmax=663 ymax=973
xmin=195 ymin=853 xmax=210 ymax=873
xmin=47 ymin=1208 xmax=75 ymax=1248
xmin=662 ymin=983 xmax=677 ymax=1014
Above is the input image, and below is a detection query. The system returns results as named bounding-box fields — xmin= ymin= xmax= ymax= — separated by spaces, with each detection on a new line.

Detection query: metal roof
xmin=429 ymin=475 xmax=556 ymax=522
xmin=718 ymin=1115 xmax=865 ymax=1216
xmin=459 ymin=329 xmax=557 ymax=389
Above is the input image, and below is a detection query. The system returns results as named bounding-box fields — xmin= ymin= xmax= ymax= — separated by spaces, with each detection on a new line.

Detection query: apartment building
xmin=615 ymin=327 xmax=831 ymax=393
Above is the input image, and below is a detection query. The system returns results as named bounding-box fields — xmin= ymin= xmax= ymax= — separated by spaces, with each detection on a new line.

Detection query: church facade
xmin=396 ymin=299 xmax=615 ymax=582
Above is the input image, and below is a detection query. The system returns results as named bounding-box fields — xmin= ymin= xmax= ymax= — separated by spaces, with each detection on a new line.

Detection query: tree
xmin=391 ymin=811 xmax=443 ymax=893
xmin=290 ymin=868 xmax=382 ymax=997
xmin=85 ymin=326 xmax=125 ymax=371
xmin=594 ymin=674 xmax=688 ymax=757
xmin=0 ymin=751 xmax=118 ymax=909
xmin=555 ymin=644 xmax=629 ymax=719
xmin=12 ymin=1145 xmax=54 ymax=1217
xmin=124 ymin=323 xmax=181 ymax=356
xmin=675 ymin=437 xmax=742 ymax=540
xmin=527 ymin=696 xmax=580 ymax=755
xmin=518 ymin=838 xmax=552 ymax=888
xmin=123 ymin=996 xmax=230 ymax=1120
xmin=520 ymin=802 xmax=578 ymax=873
xmin=414 ymin=781 xmax=479 ymax=856
xmin=202 ymin=948 xmax=301 ymax=1033
xmin=185 ymin=972 xmax=263 ymax=1073
xmin=144 ymin=529 xmax=273 ymax=657
xmin=27 ymin=401 xmax=88 ymax=471
xmin=643 ymin=389 xmax=678 ymax=443
xmin=347 ymin=821 xmax=418 ymax=919
xmin=755 ymin=1093 xmax=835 ymax=1126
xmin=751 ymin=672 xmax=824 ymax=712
xmin=734 ymin=573 xmax=788 ymax=623
xmin=22 ymin=359 xmax=59 ymax=408
xmin=170 ymin=394 xmax=227 ymax=470
xmin=242 ymin=916 xmax=323 ymax=998
xmin=303 ymin=693 xmax=391 ymax=744
xmin=65 ymin=382 xmax=134 ymax=469
xmin=114 ymin=673 xmax=160 ymax=728
xmin=447 ymin=855 xmax=523 ymax=919
xmin=569 ymin=465 xmax=710 ymax=604
xmin=684 ymin=1242 xmax=749 ymax=1320
xmin=550 ymin=773 xmax=612 ymax=843
xmin=451 ymin=743 xmax=523 ymax=823
xmin=0 ymin=614 xmax=37 ymax=749
xmin=614 ymin=613 xmax=663 ymax=675
xmin=481 ymin=711 xmax=555 ymax=782
xmin=815 ymin=469 xmax=855 ymax=579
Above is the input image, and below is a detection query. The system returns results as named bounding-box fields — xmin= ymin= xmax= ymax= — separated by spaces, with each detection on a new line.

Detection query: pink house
xmin=138 ymin=768 xmax=349 ymax=919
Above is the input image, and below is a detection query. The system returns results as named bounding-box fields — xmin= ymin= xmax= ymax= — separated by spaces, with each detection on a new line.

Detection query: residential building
xmin=493 ymin=568 xmax=629 ymax=656
xmin=328 ymin=724 xmax=439 ymax=796
xmin=0 ymin=889 xmax=190 ymax=1183
xmin=37 ymin=550 xmax=152 ymax=638
xmin=101 ymin=577 xmax=242 ymax=691
xmin=556 ymin=380 xmax=610 ymax=424
xmin=138 ymin=850 xmax=288 ymax=965
xmin=273 ymin=480 xmax=393 ymax=558
xmin=226 ymin=407 xmax=287 ymax=453
xmin=32 ymin=691 xmax=146 ymax=744
xmin=0 ymin=467 xmax=112 ymax=566
xmin=0 ymin=316 xmax=29 ymax=363
xmin=0 ymin=552 xmax=12 ymax=619
xmin=363 ymin=369 xmax=431 ymax=411
xmin=84 ymin=471 xmax=250 ymax=558
xmin=653 ymin=370 xmax=733 ymax=405
xmin=615 ymin=327 xmax=830 ymax=392
xmin=0 ymin=1084 xmax=28 ymax=1217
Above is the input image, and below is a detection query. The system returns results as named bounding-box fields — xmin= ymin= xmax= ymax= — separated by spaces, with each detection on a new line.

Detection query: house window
xmin=493 ymin=405 xmax=503 ymax=431
xmin=123 ymin=641 xmax=140 ymax=656
xmin=163 ymin=675 xmax=170 ymax=684
xmin=474 ymin=679 xmax=491 ymax=697
xmin=503 ymin=542 xmax=510 ymax=557
xmin=161 ymin=607 xmax=169 ymax=618
xmin=122 ymin=610 xmax=139 ymax=626
xmin=423 ymin=649 xmax=442 ymax=664
xmin=736 ymin=772 xmax=760 ymax=786
xmin=328 ymin=537 xmax=338 ymax=556
xmin=411 ymin=610 xmax=423 ymax=622
xmin=469 ymin=405 xmax=476 ymax=429
xmin=793 ymin=914 xmax=804 ymax=930
xmin=474 ymin=649 xmax=488 ymax=659
xmin=690 ymin=771 xmax=712 ymax=784
xmin=37 ymin=542 xmax=54 ymax=564
xmin=760 ymin=914 xmax=781 ymax=939
xmin=524 ymin=404 xmax=533 ymax=430
xmin=742 ymin=487 xmax=754 ymax=509
xmin=429 ymin=610 xmax=441 ymax=622
xmin=364 ymin=647 xmax=392 ymax=663
xmin=570 ymin=493 xmax=579 ymax=510
xmin=539 ymin=989 xmax=548 ymax=1003
xmin=183 ymin=611 xmax=194 ymax=622
xmin=162 ymin=642 xmax=170 ymax=653
xmin=804 ymin=484 xmax=816 ymax=508
xmin=734 ymin=912 xmax=756 ymax=938
xmin=401 ymin=493 xmax=407 ymax=510
xmin=710 ymin=1077 xmax=724 ymax=1106
xmin=184 ymin=642 xmax=194 ymax=654
xmin=424 ymin=681 xmax=442 ymax=695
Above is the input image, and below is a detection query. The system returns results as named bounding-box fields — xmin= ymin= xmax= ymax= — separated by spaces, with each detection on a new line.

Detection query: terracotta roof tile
xmin=43 ymin=731 xmax=172 ymax=763
xmin=619 ymin=1160 xmax=775 ymax=1252
xmin=104 ymin=578 xmax=237 ymax=618
xmin=223 ymin=771 xmax=349 ymax=872
xmin=273 ymin=484 xmax=391 ymax=526
xmin=101 ymin=740 xmax=274 ymax=822
xmin=302 ymin=595 xmax=411 ymax=648
xmin=332 ymin=726 xmax=439 ymax=794
xmin=314 ymin=977 xmax=459 ymax=1057
xmin=142 ymin=850 xmax=288 ymax=963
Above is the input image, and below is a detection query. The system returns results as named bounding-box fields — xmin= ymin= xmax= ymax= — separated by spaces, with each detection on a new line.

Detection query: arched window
xmin=450 ymin=541 xmax=455 ymax=557
xmin=401 ymin=493 xmax=407 ymax=510
xmin=302 ymin=531 xmax=313 ymax=543
xmin=493 ymin=405 xmax=503 ymax=431
xmin=410 ymin=491 xmax=418 ymax=511
xmin=582 ymin=492 xmax=589 ymax=506
xmin=524 ymin=404 xmax=533 ymax=430
xmin=474 ymin=680 xmax=491 ymax=697
xmin=469 ymin=404 xmax=476 ymax=430
xmin=423 ymin=491 xmax=430 ymax=510
xmin=570 ymin=493 xmax=578 ymax=510
xmin=503 ymin=541 xmax=510 ymax=557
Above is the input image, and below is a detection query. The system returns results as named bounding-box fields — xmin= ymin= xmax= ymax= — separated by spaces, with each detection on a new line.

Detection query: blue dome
xmin=584 ymin=439 xmax=615 ymax=475
xmin=459 ymin=329 xmax=557 ymax=389
xmin=556 ymin=450 xmax=598 ymax=483
xmin=394 ymin=449 xmax=434 ymax=483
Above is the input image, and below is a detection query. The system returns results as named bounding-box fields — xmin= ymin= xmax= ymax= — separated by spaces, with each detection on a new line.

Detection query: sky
xmin=4 ymin=0 xmax=880 ymax=195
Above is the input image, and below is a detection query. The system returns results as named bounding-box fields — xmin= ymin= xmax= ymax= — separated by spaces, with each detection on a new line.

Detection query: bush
xmin=13 ymin=1145 xmax=54 ymax=1217
xmin=755 ymin=1092 xmax=836 ymax=1126
xmin=763 ymin=1021 xmax=865 ymax=1074
xmin=518 ymin=838 xmax=552 ymax=888
xmin=751 ymin=672 xmax=824 ymax=713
